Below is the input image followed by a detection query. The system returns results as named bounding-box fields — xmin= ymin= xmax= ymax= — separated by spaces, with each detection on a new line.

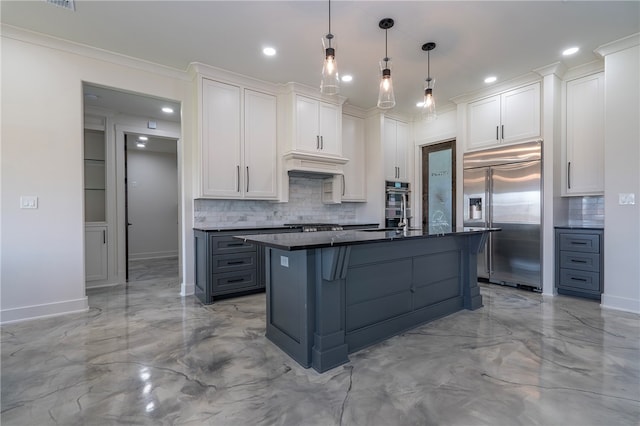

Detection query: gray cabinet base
xmin=264 ymin=233 xmax=486 ymax=372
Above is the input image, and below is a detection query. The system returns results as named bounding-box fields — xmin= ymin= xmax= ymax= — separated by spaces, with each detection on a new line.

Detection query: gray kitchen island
xmin=238 ymin=227 xmax=497 ymax=373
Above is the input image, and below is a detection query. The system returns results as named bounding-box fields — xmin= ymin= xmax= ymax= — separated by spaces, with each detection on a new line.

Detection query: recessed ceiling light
xmin=84 ymin=93 xmax=99 ymax=101
xmin=136 ymin=142 xmax=146 ymax=148
xmin=484 ymin=76 xmax=497 ymax=84
xmin=563 ymin=47 xmax=579 ymax=56
xmin=263 ymin=47 xmax=276 ymax=56
xmin=161 ymin=107 xmax=174 ymax=114
xmin=416 ymin=101 xmax=425 ymax=108
xmin=138 ymin=136 xmax=148 ymax=141
xmin=341 ymin=75 xmax=353 ymax=82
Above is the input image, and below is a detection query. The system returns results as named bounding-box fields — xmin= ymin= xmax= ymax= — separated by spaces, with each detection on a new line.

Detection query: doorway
xmin=83 ymin=82 xmax=182 ymax=289
xmin=125 ymin=133 xmax=179 ymax=282
xmin=422 ymin=140 xmax=456 ymax=233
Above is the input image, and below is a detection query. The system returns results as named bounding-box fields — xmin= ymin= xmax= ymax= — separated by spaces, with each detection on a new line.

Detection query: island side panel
xmin=461 ymin=232 xmax=486 ymax=310
xmin=265 ymin=248 xmax=315 ymax=368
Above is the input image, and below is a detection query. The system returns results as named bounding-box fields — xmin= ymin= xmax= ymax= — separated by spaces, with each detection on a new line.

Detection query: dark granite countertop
xmin=236 ymin=227 xmax=499 ymax=251
xmin=555 ymin=224 xmax=604 ymax=230
xmin=193 ymin=223 xmax=379 ymax=232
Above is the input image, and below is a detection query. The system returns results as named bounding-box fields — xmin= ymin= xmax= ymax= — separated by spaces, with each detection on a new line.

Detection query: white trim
xmin=451 ymin=72 xmax=541 ymax=105
xmin=601 ymin=294 xmax=640 ymax=314
xmin=1 ymin=24 xmax=190 ymax=81
xmin=0 ymin=297 xmax=89 ymax=325
xmin=595 ymin=33 xmax=640 ymax=57
xmin=181 ymin=282 xmax=195 ymax=297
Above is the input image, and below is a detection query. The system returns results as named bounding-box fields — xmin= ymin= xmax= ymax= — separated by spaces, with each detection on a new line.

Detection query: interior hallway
xmin=1 ymin=277 xmax=638 ymax=425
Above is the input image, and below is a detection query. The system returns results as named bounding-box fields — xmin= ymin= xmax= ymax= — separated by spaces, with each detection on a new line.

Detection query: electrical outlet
xmin=280 ymin=256 xmax=289 ymax=267
xmin=20 ymin=196 xmax=38 ymax=209
xmin=619 ymin=193 xmax=636 ymax=205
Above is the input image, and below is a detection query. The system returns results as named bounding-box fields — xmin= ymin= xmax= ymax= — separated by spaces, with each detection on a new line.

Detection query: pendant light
xmin=377 ymin=18 xmax=396 ymax=109
xmin=320 ymin=0 xmax=339 ymax=95
xmin=421 ymin=42 xmax=437 ymax=121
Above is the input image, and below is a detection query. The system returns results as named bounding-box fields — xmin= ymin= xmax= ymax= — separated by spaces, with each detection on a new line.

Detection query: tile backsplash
xmin=567 ymin=196 xmax=604 ymax=226
xmin=194 ymin=177 xmax=358 ymax=228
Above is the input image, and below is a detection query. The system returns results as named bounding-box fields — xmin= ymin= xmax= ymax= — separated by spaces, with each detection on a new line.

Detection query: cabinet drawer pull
xmin=570 ymin=277 xmax=588 ymax=282
xmin=227 ymin=242 xmax=245 ymax=247
xmin=227 ymin=278 xmax=245 ymax=283
xmin=571 ymin=241 xmax=587 ymax=245
xmin=227 ymin=260 xmax=245 ymax=265
xmin=570 ymin=259 xmax=588 ymax=263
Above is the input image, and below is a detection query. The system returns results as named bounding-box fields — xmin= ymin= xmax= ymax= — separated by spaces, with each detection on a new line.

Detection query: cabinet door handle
xmin=316 ymin=135 xmax=320 ymax=149
xmin=321 ymin=135 xmax=324 ymax=150
xmin=236 ymin=165 xmax=240 ymax=192
xmin=342 ymin=175 xmax=345 ymax=196
xmin=246 ymin=166 xmax=249 ymax=193
xmin=496 ymin=126 xmax=499 ymax=141
xmin=501 ymin=124 xmax=504 ymax=140
xmin=567 ymin=162 xmax=571 ymax=189
xmin=103 ymin=230 xmax=106 ymax=244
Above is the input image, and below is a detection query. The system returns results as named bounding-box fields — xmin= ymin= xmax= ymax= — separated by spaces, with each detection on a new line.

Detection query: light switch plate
xmin=619 ymin=193 xmax=635 ymax=205
xmin=280 ymin=256 xmax=289 ymax=267
xmin=20 ymin=195 xmax=38 ymax=209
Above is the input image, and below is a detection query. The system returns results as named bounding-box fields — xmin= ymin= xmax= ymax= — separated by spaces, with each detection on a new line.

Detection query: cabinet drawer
xmin=212 ymin=270 xmax=259 ymax=295
xmin=559 ymin=269 xmax=600 ymax=292
xmin=211 ymin=252 xmax=256 ymax=274
xmin=209 ymin=235 xmax=255 ymax=254
xmin=559 ymin=233 xmax=599 ymax=253
xmin=559 ymin=251 xmax=600 ymax=272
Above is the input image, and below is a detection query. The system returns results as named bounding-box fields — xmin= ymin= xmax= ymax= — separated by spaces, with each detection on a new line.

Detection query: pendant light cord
xmin=385 ymin=29 xmax=388 ymax=63
xmin=328 ymin=0 xmax=331 ymax=35
xmin=427 ymin=50 xmax=430 ymax=80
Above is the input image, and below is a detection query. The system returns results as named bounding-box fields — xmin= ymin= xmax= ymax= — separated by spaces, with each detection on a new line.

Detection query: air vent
xmin=45 ymin=0 xmax=75 ymax=11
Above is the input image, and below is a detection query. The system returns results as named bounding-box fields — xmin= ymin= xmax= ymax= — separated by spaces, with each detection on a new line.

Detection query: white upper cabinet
xmin=341 ymin=113 xmax=366 ymax=201
xmin=201 ymin=78 xmax=277 ymax=199
xmin=384 ymin=117 xmax=409 ymax=181
xmin=563 ymin=72 xmax=604 ymax=196
xmin=295 ymin=94 xmax=341 ymax=156
xmin=244 ymin=89 xmax=278 ymax=198
xmin=467 ymin=82 xmax=540 ymax=151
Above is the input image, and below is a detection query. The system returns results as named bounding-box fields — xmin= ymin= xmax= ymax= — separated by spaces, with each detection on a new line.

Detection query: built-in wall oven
xmin=385 ymin=181 xmax=411 ymax=228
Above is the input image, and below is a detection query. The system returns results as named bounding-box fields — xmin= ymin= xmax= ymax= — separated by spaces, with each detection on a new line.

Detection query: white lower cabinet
xmin=201 ymin=78 xmax=277 ymax=199
xmin=563 ymin=72 xmax=604 ymax=196
xmin=85 ymin=225 xmax=108 ymax=282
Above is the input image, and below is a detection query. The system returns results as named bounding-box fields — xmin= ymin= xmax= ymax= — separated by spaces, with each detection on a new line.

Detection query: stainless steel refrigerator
xmin=463 ymin=141 xmax=542 ymax=290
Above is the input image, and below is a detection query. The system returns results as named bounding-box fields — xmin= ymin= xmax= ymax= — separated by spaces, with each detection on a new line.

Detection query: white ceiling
xmin=2 ymin=1 xmax=639 ymax=118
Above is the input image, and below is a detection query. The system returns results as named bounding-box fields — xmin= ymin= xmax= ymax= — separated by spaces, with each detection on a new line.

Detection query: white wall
xmin=0 ymin=28 xmax=195 ymax=323
xmin=599 ymin=35 xmax=640 ymax=313
xmin=127 ymin=145 xmax=179 ymax=260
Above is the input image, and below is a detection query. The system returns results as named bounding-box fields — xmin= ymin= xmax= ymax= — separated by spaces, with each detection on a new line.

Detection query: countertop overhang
xmin=236 ymin=227 xmax=500 ymax=251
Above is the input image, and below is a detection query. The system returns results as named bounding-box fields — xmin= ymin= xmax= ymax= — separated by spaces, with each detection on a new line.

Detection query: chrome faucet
xmin=398 ymin=193 xmax=408 ymax=234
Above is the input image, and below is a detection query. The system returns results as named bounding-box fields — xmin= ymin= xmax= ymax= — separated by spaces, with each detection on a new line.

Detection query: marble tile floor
xmin=1 ymin=279 xmax=639 ymax=426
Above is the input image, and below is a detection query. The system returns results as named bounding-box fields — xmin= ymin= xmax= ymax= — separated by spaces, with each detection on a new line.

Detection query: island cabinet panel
xmin=259 ymin=231 xmax=490 ymax=372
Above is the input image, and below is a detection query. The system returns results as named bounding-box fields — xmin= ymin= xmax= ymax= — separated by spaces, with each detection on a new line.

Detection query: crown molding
xmin=595 ymin=33 xmax=640 ymax=57
xmin=451 ymin=72 xmax=541 ymax=105
xmin=188 ymin=62 xmax=279 ymax=94
xmin=1 ymin=24 xmax=190 ymax=81
xmin=562 ymin=60 xmax=604 ymax=81
xmin=534 ymin=62 xmax=567 ymax=79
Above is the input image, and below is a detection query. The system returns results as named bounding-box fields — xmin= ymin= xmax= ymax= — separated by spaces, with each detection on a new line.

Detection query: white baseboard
xmin=129 ymin=251 xmax=178 ymax=261
xmin=181 ymin=281 xmax=194 ymax=296
xmin=601 ymin=293 xmax=640 ymax=314
xmin=1 ymin=297 xmax=89 ymax=325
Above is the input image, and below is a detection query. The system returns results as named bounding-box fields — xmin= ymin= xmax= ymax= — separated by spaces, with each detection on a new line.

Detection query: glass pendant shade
xmin=422 ymin=78 xmax=437 ymax=121
xmin=377 ymin=60 xmax=396 ymax=109
xmin=320 ymin=34 xmax=339 ymax=95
